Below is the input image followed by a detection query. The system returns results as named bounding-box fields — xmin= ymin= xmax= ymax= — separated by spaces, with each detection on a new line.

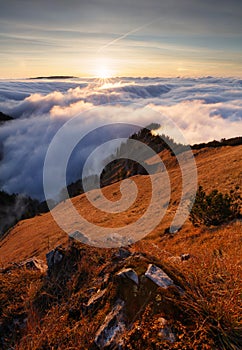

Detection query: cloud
xmin=0 ymin=77 xmax=241 ymax=199
xmin=103 ymin=83 xmax=171 ymax=99
xmin=150 ymin=99 xmax=242 ymax=144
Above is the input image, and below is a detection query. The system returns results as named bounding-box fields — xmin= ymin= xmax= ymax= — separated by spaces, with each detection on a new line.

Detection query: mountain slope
xmin=0 ymin=144 xmax=241 ymax=265
xmin=0 ymin=143 xmax=241 ymax=350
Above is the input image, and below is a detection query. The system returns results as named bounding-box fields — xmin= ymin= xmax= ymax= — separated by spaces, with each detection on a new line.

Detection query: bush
xmin=190 ymin=186 xmax=241 ymax=227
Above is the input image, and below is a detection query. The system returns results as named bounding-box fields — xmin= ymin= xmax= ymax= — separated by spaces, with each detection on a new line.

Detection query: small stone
xmin=181 ymin=253 xmax=190 ymax=261
xmin=158 ymin=317 xmax=176 ymax=343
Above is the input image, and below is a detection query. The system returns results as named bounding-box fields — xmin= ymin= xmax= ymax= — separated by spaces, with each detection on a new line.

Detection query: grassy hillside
xmin=0 ymin=143 xmax=241 ymax=349
xmin=0 ymin=144 xmax=241 ymax=265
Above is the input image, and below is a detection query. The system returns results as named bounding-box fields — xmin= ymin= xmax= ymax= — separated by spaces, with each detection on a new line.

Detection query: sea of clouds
xmin=0 ymin=76 xmax=242 ymax=200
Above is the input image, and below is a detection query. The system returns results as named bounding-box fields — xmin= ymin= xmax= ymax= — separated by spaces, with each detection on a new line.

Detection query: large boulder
xmin=145 ymin=264 xmax=174 ymax=289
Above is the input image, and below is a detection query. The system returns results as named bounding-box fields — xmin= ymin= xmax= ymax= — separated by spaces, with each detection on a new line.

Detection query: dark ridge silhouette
xmin=100 ymin=126 xmax=188 ymax=187
xmin=191 ymin=136 xmax=242 ymax=149
xmin=30 ymin=76 xmax=77 ymax=80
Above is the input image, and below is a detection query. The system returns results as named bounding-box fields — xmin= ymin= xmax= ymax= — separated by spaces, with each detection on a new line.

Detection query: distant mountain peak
xmin=30 ymin=75 xmax=77 ymax=80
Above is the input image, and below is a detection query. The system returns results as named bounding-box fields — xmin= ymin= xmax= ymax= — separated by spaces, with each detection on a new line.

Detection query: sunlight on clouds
xmin=0 ymin=77 xmax=241 ymax=198
xmin=50 ymin=100 xmax=93 ymax=119
xmin=98 ymin=80 xmax=135 ymax=90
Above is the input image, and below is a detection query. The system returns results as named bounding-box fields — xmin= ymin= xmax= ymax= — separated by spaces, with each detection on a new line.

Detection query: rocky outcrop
xmin=42 ymin=244 xmax=184 ymax=349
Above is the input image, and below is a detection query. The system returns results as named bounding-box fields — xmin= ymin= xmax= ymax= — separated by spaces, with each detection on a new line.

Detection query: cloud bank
xmin=0 ymin=77 xmax=241 ymax=199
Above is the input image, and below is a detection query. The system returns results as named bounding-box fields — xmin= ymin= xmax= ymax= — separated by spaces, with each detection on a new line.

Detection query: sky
xmin=0 ymin=0 xmax=242 ymax=78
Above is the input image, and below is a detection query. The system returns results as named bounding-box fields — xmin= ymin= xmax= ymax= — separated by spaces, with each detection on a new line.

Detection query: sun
xmin=96 ymin=66 xmax=112 ymax=79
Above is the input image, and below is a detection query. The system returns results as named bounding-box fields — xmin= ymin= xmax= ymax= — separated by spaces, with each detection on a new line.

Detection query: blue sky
xmin=0 ymin=0 xmax=242 ymax=77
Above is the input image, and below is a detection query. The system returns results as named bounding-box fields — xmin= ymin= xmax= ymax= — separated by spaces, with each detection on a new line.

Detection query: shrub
xmin=190 ymin=186 xmax=241 ymax=227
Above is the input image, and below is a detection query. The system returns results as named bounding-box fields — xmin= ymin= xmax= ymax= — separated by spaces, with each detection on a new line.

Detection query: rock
xmin=158 ymin=317 xmax=176 ymax=343
xmin=145 ymin=264 xmax=174 ymax=289
xmin=181 ymin=253 xmax=190 ymax=261
xmin=20 ymin=258 xmax=47 ymax=273
xmin=69 ymin=230 xmax=89 ymax=244
xmin=114 ymin=248 xmax=132 ymax=260
xmin=86 ymin=288 xmax=107 ymax=309
xmin=46 ymin=248 xmax=63 ymax=269
xmin=116 ymin=268 xmax=139 ymax=285
xmin=94 ymin=300 xmax=126 ymax=349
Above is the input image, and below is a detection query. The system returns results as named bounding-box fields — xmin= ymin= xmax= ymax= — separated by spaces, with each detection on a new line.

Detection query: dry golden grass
xmin=0 ymin=144 xmax=241 ymax=349
xmin=0 ymin=145 xmax=241 ymax=266
xmin=132 ymin=220 xmax=242 ymax=349
xmin=0 ymin=220 xmax=241 ymax=349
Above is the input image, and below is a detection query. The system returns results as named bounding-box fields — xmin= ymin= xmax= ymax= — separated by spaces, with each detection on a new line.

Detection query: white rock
xmin=145 ymin=264 xmax=174 ymax=288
